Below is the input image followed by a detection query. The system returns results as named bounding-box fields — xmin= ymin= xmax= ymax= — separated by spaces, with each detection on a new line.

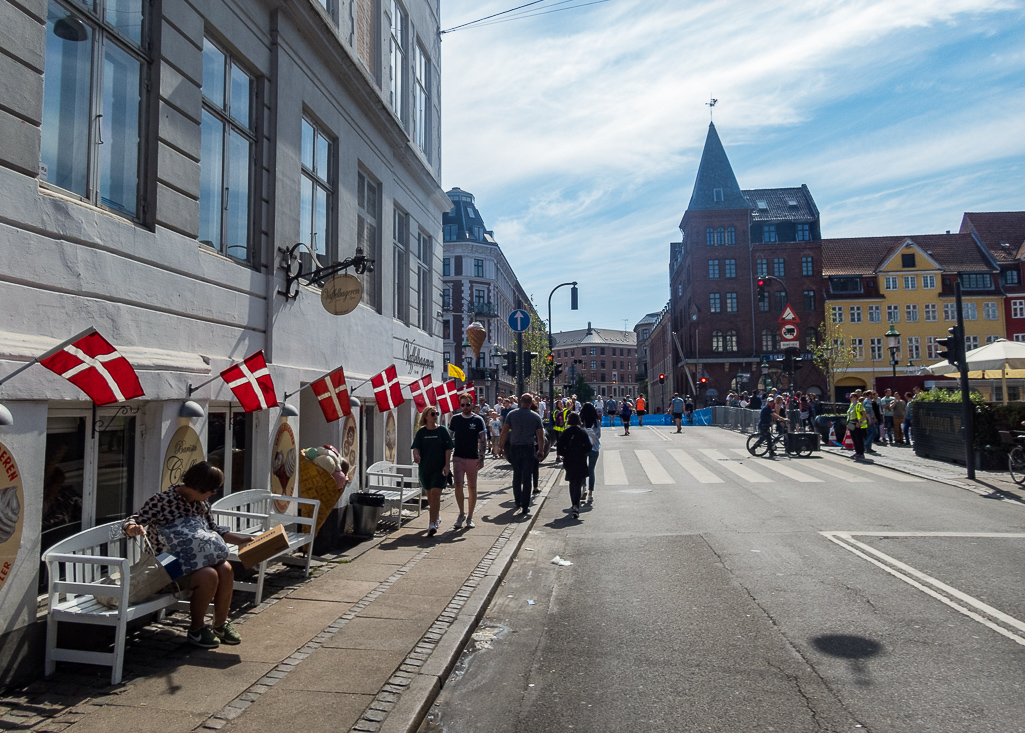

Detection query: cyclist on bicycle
xmin=752 ymin=398 xmax=783 ymax=457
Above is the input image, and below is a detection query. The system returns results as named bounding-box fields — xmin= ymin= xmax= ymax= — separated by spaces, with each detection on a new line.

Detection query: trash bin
xmin=350 ymin=492 xmax=385 ymax=536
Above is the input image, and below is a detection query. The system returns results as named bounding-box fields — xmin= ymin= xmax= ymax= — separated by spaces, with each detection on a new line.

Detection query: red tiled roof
xmin=960 ymin=211 xmax=1025 ymax=262
xmin=821 ymin=233 xmax=994 ymax=276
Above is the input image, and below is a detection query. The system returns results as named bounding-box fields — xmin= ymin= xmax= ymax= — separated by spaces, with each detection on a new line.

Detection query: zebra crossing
xmin=599 ymin=444 xmax=924 ymax=487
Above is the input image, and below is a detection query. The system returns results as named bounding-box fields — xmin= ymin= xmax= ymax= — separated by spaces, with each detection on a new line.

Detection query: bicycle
xmin=1009 ymin=435 xmax=1025 ymax=485
xmin=747 ymin=429 xmax=815 ymax=458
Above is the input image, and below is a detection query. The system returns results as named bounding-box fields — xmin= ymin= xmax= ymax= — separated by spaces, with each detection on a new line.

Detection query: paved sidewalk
xmin=0 ymin=459 xmax=562 ymax=733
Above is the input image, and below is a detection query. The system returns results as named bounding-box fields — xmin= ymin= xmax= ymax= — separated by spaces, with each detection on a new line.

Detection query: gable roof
xmin=744 ymin=185 xmax=818 ymax=223
xmin=960 ymin=211 xmax=1025 ymax=262
xmin=552 ymin=327 xmax=637 ymax=348
xmin=821 ymin=233 xmax=995 ymax=276
xmin=686 ymin=123 xmax=752 ymax=212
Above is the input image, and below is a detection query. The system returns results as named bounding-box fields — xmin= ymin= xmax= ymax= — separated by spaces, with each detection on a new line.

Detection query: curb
xmin=380 ymin=464 xmax=562 ymax=733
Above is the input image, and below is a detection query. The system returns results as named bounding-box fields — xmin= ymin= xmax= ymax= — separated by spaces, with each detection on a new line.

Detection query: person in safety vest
xmin=846 ymin=390 xmax=868 ymax=461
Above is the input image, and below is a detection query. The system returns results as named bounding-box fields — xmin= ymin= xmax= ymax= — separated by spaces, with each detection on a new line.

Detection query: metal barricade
xmin=711 ymin=406 xmax=759 ymax=433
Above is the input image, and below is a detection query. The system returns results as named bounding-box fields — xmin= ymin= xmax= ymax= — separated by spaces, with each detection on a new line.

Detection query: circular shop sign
xmin=271 ymin=422 xmax=297 ymax=512
xmin=162 ymin=425 xmax=205 ymax=492
xmin=0 ymin=442 xmax=24 ymax=594
xmin=321 ymin=273 xmax=363 ymax=315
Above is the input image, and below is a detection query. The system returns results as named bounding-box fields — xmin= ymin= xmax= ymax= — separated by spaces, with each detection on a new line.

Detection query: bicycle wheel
xmin=747 ymin=433 xmax=769 ymax=457
xmin=1009 ymin=447 xmax=1025 ymax=485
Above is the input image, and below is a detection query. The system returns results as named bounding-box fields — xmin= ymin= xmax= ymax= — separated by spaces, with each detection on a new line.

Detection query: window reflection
xmin=41 ymin=416 xmax=86 ymax=593
xmin=100 ymin=44 xmax=140 ymax=216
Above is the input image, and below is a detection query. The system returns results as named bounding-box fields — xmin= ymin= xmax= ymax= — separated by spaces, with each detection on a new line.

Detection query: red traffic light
xmin=658 ymin=373 xmax=665 ymax=384
xmin=757 ymin=279 xmax=766 ymax=287
xmin=699 ymin=377 xmax=708 ymax=384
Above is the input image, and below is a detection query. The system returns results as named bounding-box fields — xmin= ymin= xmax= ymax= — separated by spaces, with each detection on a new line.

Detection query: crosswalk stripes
xmin=603 ymin=451 xmax=629 ymax=485
xmin=633 ymin=450 xmax=675 ymax=484
xmin=667 ymin=449 xmax=724 ymax=483
xmin=699 ymin=449 xmax=773 ymax=483
xmin=726 ymin=448 xmax=822 ymax=483
xmin=727 ymin=449 xmax=876 ymax=483
xmin=819 ymin=452 xmax=925 ymax=482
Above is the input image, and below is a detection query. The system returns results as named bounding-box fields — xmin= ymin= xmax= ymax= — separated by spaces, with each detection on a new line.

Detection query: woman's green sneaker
xmin=212 ymin=620 xmax=241 ymax=645
xmin=187 ymin=626 xmax=219 ymax=648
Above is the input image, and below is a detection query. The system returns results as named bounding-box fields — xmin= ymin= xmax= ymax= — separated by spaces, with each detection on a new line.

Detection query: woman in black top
xmin=556 ymin=412 xmax=592 ymax=519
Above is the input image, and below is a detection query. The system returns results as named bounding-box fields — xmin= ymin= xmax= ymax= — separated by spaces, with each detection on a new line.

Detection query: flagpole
xmin=187 ymin=373 xmax=224 ymax=396
xmin=0 ymin=327 xmax=99 ymax=388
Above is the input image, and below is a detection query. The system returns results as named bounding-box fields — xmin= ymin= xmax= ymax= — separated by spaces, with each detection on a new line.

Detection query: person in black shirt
xmin=449 ymin=393 xmax=487 ymax=529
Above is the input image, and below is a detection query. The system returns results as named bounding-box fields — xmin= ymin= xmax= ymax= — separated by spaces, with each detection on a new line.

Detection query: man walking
xmin=636 ymin=394 xmax=646 ymax=426
xmin=449 ymin=393 xmax=487 ymax=529
xmin=847 ymin=390 xmax=868 ymax=461
xmin=670 ymin=393 xmax=685 ymax=433
xmin=604 ymin=396 xmax=618 ymax=428
xmin=498 ymin=394 xmax=546 ymax=516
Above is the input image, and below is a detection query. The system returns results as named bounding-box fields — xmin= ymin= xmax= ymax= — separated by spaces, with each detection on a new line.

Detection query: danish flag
xmin=461 ymin=381 xmax=476 ymax=404
xmin=436 ymin=380 xmax=461 ymax=415
xmin=38 ymin=328 xmax=144 ymax=406
xmin=310 ymin=367 xmax=351 ymax=422
xmin=370 ymin=365 xmax=404 ymax=413
xmin=407 ymin=374 xmax=436 ymax=413
xmin=219 ymin=351 xmax=279 ymax=412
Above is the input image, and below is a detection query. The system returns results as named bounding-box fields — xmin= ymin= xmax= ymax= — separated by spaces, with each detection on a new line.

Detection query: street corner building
xmin=551 ymin=324 xmax=640 ymax=403
xmin=0 ymin=0 xmax=449 ymax=689
xmin=670 ymin=122 xmax=827 ymax=403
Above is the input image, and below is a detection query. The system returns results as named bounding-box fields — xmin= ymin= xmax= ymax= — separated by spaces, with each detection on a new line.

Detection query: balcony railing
xmin=469 ymin=302 xmax=499 ymax=318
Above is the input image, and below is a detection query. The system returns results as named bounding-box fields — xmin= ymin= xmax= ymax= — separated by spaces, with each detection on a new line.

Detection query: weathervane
xmin=706 ymin=97 xmax=718 ymax=120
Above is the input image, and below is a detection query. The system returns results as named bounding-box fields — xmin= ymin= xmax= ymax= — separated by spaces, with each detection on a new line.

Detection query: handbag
xmin=157 ymin=515 xmax=230 ymax=575
xmin=96 ymin=536 xmax=183 ymax=609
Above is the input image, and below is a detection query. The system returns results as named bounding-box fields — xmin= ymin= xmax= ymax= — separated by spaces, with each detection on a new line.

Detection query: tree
xmin=521 ymin=305 xmax=553 ymax=394
xmin=809 ymin=318 xmax=856 ymax=403
xmin=573 ymin=374 xmax=595 ymax=404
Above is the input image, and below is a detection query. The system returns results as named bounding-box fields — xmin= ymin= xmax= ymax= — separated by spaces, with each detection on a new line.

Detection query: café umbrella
xmin=925 ymin=338 xmax=1025 ymax=404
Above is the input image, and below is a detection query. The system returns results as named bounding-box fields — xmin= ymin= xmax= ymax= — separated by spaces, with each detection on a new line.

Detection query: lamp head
xmin=179 ymin=401 xmax=205 ymax=419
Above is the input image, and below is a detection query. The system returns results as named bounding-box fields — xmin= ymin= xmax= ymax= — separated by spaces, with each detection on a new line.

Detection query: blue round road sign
xmin=508 ymin=309 xmax=530 ymax=333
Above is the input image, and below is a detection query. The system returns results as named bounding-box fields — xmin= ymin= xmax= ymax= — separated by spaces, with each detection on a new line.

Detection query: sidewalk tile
xmin=58 ymin=707 xmax=206 ymax=733
xmin=322 ymin=618 xmax=431 ymax=652
xmin=288 ymin=577 xmax=381 ymax=603
xmin=357 ymin=594 xmax=451 ymax=622
xmin=107 ymin=662 xmax=275 ymax=714
xmin=358 ymin=546 xmax=427 ymax=567
xmin=220 ymin=689 xmax=373 ymax=733
xmin=230 ymin=600 xmax=353 ymax=663
xmin=277 ymin=649 xmax=405 ymax=695
xmin=320 ymin=562 xmax=405 ymax=583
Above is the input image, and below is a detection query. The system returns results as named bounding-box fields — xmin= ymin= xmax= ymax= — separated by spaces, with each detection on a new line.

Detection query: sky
xmin=438 ymin=0 xmax=1025 ymax=335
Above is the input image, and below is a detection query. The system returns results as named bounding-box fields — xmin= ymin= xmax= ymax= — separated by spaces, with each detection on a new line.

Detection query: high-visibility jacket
xmin=636 ymin=397 xmax=646 ymax=411
xmin=846 ymin=400 xmax=867 ymax=429
xmin=553 ymin=407 xmax=568 ymax=433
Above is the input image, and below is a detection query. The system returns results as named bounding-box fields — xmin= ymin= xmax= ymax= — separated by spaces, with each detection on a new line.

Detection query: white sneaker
xmin=466 ymin=518 xmax=475 ymax=529
xmin=427 ymin=522 xmax=437 ymax=537
xmin=454 ymin=514 xmax=465 ymax=529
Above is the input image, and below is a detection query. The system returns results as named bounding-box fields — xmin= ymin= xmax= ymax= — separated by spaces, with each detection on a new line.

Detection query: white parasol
xmin=925 ymin=338 xmax=1025 ymax=403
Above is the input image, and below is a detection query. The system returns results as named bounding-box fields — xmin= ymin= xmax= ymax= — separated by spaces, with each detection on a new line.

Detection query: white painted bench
xmin=365 ymin=461 xmax=422 ymax=529
xmin=43 ymin=521 xmax=188 ymax=685
xmin=210 ymin=489 xmax=319 ymax=604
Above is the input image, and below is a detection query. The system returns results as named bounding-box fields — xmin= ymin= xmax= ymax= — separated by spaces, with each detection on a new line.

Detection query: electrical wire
xmin=466 ymin=0 xmax=612 ymax=29
xmin=441 ymin=0 xmax=612 ymax=34
xmin=440 ymin=1 xmax=548 ymax=34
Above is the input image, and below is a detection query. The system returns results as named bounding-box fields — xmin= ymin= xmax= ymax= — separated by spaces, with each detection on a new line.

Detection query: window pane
xmin=301 ymin=118 xmax=314 ymax=169
xmin=41 ymin=4 xmax=93 ymax=196
xmin=202 ymin=38 xmax=225 ymax=108
xmin=198 ymin=109 xmax=224 ymax=249
xmin=105 ymin=0 xmax=143 ymax=45
xmin=225 ymin=128 xmax=250 ymax=259
xmin=94 ymin=416 xmax=135 ymax=525
xmin=300 ymin=175 xmax=313 ymax=250
xmin=316 ymin=132 xmax=330 ymax=180
xmin=99 ymin=42 xmax=140 ymax=216
xmin=314 ymin=185 xmax=328 ymax=261
xmin=230 ymin=62 xmax=251 ymax=128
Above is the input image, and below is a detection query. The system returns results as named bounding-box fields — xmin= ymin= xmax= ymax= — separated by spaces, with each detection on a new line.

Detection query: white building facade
xmin=0 ymin=0 xmax=448 ymax=688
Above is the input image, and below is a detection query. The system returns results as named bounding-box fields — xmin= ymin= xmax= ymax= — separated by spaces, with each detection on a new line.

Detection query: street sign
xmin=508 ymin=309 xmax=530 ymax=333
xmin=780 ymin=323 xmax=798 ymax=341
xmin=778 ymin=305 xmax=799 ymax=323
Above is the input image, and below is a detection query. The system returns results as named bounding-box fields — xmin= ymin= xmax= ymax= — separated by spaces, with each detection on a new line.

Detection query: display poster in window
xmin=321 ymin=273 xmax=363 ymax=316
xmin=341 ymin=414 xmax=359 ymax=478
xmin=270 ymin=423 xmax=297 ymax=513
xmin=161 ymin=425 xmax=205 ymax=493
xmin=0 ymin=442 xmax=24 ymax=594
xmin=384 ymin=410 xmax=397 ymax=463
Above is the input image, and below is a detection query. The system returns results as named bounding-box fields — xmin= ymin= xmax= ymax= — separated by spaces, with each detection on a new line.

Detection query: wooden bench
xmin=210 ymin=489 xmax=319 ymax=604
xmin=365 ymin=461 xmax=422 ymax=529
xmin=42 ymin=521 xmax=188 ymax=685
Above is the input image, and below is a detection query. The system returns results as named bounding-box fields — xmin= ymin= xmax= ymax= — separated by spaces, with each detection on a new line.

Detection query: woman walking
xmin=620 ymin=398 xmax=633 ymax=435
xmin=580 ymin=402 xmax=601 ymax=505
xmin=412 ymin=406 xmax=454 ymax=537
xmin=556 ymin=412 xmax=593 ymax=519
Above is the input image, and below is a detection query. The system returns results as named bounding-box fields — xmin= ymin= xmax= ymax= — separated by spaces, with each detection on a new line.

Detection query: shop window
xmin=207 ymin=410 xmax=253 ymax=498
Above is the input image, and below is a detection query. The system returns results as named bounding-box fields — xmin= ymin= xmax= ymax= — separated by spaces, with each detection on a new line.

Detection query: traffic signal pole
xmin=955 ymin=282 xmax=975 ymax=479
xmin=516 ymin=297 xmax=525 ymax=397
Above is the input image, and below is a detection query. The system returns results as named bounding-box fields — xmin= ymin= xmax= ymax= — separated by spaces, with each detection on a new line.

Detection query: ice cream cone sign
xmin=466 ymin=321 xmax=486 ymax=358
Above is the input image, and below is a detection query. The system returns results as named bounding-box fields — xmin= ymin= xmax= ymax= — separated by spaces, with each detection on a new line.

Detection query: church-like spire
xmin=686 ymin=122 xmax=751 ymax=211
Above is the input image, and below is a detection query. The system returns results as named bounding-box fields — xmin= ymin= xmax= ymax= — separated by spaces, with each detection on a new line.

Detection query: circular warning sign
xmin=0 ymin=442 xmax=24 ymax=595
xmin=780 ymin=324 xmax=798 ymax=341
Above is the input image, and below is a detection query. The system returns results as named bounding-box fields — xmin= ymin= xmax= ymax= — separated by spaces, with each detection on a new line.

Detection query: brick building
xmin=959 ymin=212 xmax=1025 ymax=340
xmin=552 ymin=325 xmax=638 ymax=401
xmin=670 ymin=123 xmax=827 ymax=401
xmin=646 ymin=303 xmax=675 ymax=413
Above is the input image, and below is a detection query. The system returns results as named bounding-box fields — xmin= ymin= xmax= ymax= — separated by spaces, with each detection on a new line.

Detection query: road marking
xmin=823 ymin=532 xmax=1025 ymax=647
xmin=699 ymin=449 xmax=772 ymax=483
xmin=667 ymin=449 xmax=724 ymax=483
xmin=820 ymin=452 xmax=924 ymax=481
xmin=603 ymin=451 xmax=628 ymax=485
xmin=645 ymin=426 xmax=672 ymax=442
xmin=633 ymin=450 xmax=675 ymax=484
xmin=798 ymin=459 xmax=872 ymax=483
xmin=754 ymin=460 xmax=823 ymax=483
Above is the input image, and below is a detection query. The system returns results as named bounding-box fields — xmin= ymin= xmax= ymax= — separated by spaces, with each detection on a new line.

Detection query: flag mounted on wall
xmin=38 ymin=328 xmax=145 ymax=406
xmin=407 ymin=374 xmax=436 ymax=413
xmin=310 ymin=366 xmax=351 ymax=422
xmin=447 ymin=363 xmax=465 ymax=381
xmin=370 ymin=365 xmax=404 ymax=413
xmin=435 ymin=380 xmax=461 ymax=415
xmin=219 ymin=351 xmax=279 ymax=412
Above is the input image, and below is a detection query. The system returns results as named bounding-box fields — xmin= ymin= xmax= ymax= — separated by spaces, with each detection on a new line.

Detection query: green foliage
xmin=521 ymin=306 xmax=552 ymax=394
xmin=573 ymin=374 xmax=595 ymax=404
xmin=914 ymin=387 xmax=986 ymax=406
xmin=639 ymin=378 xmax=648 ymax=397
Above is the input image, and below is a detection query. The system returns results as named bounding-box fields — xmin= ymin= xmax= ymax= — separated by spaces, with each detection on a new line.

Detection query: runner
xmin=684 ymin=395 xmax=695 ymax=425
xmin=670 ymin=393 xmax=685 ymax=433
xmin=636 ymin=394 xmax=646 ymax=426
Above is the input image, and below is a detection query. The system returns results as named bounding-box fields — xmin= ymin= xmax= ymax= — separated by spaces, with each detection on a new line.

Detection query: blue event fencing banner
xmin=600 ymin=409 xmax=710 ymax=427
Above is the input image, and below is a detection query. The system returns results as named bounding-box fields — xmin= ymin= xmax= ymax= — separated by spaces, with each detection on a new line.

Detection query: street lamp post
xmin=885 ymin=322 xmax=901 ymax=378
xmin=547 ymin=282 xmax=579 ymax=424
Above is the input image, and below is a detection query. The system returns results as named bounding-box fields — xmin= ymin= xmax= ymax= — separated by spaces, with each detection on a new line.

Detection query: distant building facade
xmin=633 ymin=312 xmax=659 ymax=385
xmin=959 ymin=212 xmax=1025 ymax=340
xmin=552 ymin=325 xmax=638 ymax=401
xmin=646 ymin=304 xmax=675 ymax=412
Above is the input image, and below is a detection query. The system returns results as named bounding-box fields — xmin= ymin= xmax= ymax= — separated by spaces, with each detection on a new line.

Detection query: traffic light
xmin=658 ymin=373 xmax=665 ymax=384
xmin=502 ymin=351 xmax=517 ymax=376
xmin=757 ymin=278 xmax=767 ymax=298
xmin=937 ymin=327 xmax=964 ymax=368
xmin=699 ymin=377 xmax=708 ymax=386
xmin=553 ymin=362 xmax=563 ymax=379
xmin=524 ymin=352 xmax=538 ymax=377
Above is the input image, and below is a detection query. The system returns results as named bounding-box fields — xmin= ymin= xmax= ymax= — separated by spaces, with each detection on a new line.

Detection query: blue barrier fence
xmin=599 ymin=408 xmax=711 ymax=427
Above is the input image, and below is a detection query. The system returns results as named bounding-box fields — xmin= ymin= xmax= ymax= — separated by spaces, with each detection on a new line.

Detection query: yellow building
xmin=822 ymin=234 xmax=1004 ymax=398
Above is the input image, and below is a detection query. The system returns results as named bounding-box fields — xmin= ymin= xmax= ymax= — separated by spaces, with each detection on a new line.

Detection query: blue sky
xmin=439 ymin=0 xmax=1025 ymax=334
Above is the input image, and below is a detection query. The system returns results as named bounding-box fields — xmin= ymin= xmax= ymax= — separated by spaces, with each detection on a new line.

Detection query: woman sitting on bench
xmin=123 ymin=462 xmax=253 ymax=649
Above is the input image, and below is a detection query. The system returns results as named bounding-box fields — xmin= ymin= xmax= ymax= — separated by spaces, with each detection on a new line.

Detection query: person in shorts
xmin=449 ymin=394 xmax=487 ymax=529
xmin=670 ymin=393 xmax=685 ymax=433
xmin=685 ymin=395 xmax=695 ymax=425
xmin=635 ymin=394 xmax=646 ymax=426
xmin=412 ymin=406 xmax=453 ymax=537
xmin=488 ymin=410 xmax=502 ymax=456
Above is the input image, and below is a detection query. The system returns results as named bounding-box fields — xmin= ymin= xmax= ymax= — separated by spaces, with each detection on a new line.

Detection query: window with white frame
xmin=944 ymin=303 xmax=957 ymax=321
xmin=393 ymin=208 xmax=408 ymax=319
xmin=413 ymin=43 xmax=431 ymax=157
xmin=904 ymin=275 xmax=917 ymax=290
xmin=761 ymin=329 xmax=775 ymax=351
xmin=726 ymin=292 xmax=737 ymax=313
xmin=41 ymin=0 xmax=149 ymax=219
xmin=358 ymin=171 xmax=381 ymax=308
xmin=474 ymin=258 xmax=484 ymax=277
xmin=922 ymin=274 xmax=936 ymax=289
xmin=725 ymin=330 xmax=738 ymax=352
xmin=390 ymin=2 xmax=407 ymax=122
xmin=887 ymin=304 xmax=900 ymax=322
xmin=1004 ymin=269 xmax=1020 ymax=285
xmin=870 ymin=338 xmax=883 ymax=361
xmin=764 ymin=226 xmax=778 ymax=243
xmin=984 ymin=302 xmax=999 ymax=320
xmin=1015 ymin=334 xmax=1025 ymax=342
xmin=924 ymin=303 xmax=938 ymax=321
xmin=965 ymin=335 xmax=979 ymax=351
xmin=905 ymin=304 xmax=918 ymax=322
xmin=964 ymin=302 xmax=978 ymax=320
xmin=756 ymin=259 xmax=768 ymax=277
xmin=301 ymin=117 xmax=333 ymax=267
xmin=773 ymin=258 xmax=785 ymax=276
xmin=199 ymin=37 xmax=255 ymax=260
xmin=709 ymin=293 xmax=721 ymax=313
xmin=831 ymin=305 xmax=844 ymax=324
xmin=797 ymin=224 xmax=810 ymax=242
xmin=706 ymin=228 xmax=715 ymax=245
xmin=849 ymin=306 xmax=862 ymax=323
xmin=851 ymin=338 xmax=864 ymax=361
xmin=926 ymin=336 xmax=938 ymax=359
xmin=725 ymin=259 xmax=736 ymax=278
xmin=442 ymin=288 xmax=451 ymax=310
xmin=868 ymin=305 xmax=881 ymax=323
xmin=1013 ymin=300 xmax=1025 ymax=319
xmin=885 ymin=276 xmax=898 ymax=290
xmin=961 ymin=273 xmax=992 ymax=290
xmin=907 ymin=336 xmax=921 ymax=360
xmin=986 ymin=335 xmax=999 ymax=344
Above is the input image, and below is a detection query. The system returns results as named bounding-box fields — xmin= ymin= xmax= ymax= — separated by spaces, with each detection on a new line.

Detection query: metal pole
xmin=955 ymin=282 xmax=975 ymax=479
xmin=547 ymin=281 xmax=577 ymax=424
xmin=516 ymin=298 xmax=525 ymax=396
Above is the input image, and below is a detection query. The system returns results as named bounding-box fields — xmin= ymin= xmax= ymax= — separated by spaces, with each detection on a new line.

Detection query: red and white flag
xmin=219 ymin=351 xmax=279 ymax=412
xmin=311 ymin=366 xmax=351 ymax=422
xmin=436 ymin=380 xmax=461 ymax=415
xmin=38 ymin=328 xmax=145 ymax=406
xmin=461 ymin=381 xmax=476 ymax=404
xmin=370 ymin=365 xmax=404 ymax=413
xmin=407 ymin=374 xmax=436 ymax=413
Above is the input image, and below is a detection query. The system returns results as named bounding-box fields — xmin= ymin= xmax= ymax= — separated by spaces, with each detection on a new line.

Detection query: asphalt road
xmin=420 ymin=425 xmax=1025 ymax=733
